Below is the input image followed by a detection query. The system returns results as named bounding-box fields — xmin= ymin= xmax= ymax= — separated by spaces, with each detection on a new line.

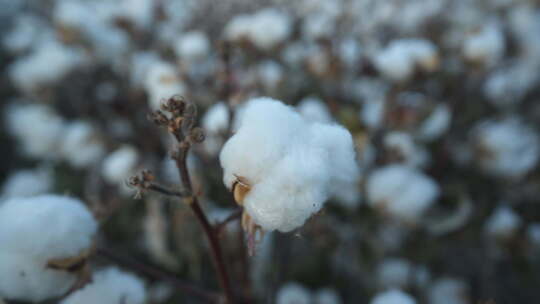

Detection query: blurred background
xmin=1 ymin=0 xmax=540 ymax=303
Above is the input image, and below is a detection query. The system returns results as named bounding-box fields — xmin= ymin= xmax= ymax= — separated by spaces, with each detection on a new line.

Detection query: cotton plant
xmin=219 ymin=97 xmax=359 ymax=238
xmin=61 ymin=267 xmax=146 ymax=304
xmin=0 ymin=195 xmax=97 ymax=302
xmin=366 ymin=164 xmax=440 ymax=224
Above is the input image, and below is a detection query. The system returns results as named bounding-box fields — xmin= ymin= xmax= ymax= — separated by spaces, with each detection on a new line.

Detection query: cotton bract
xmin=61 ymin=267 xmax=146 ymax=304
xmin=0 ymin=195 xmax=97 ymax=302
xmin=220 ymin=97 xmax=358 ymax=232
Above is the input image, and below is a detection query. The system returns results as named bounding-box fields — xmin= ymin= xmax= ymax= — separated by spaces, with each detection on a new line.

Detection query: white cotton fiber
xmin=102 ymin=145 xmax=139 ymax=184
xmin=427 ymin=277 xmax=469 ymax=304
xmin=61 ymin=121 xmax=105 ymax=168
xmin=174 ymin=31 xmax=210 ymax=62
xmin=376 ymin=258 xmax=412 ymax=289
xmin=220 ymin=97 xmax=359 ymax=232
xmin=143 ymin=60 xmax=185 ymax=110
xmin=297 ymin=97 xmax=332 ymax=123
xmin=0 ymin=195 xmax=97 ymax=302
xmin=370 ymin=289 xmax=416 ymax=304
xmin=1 ymin=167 xmax=52 ymax=199
xmin=367 ymin=165 xmax=439 ymax=223
xmin=61 ymin=267 xmax=146 ymax=304
xmin=484 ymin=205 xmax=522 ymax=239
xmin=5 ymin=103 xmax=65 ymax=159
xmin=314 ymin=288 xmax=342 ymax=304
xmin=276 ymin=282 xmax=311 ymax=304
xmin=463 ymin=23 xmax=505 ymax=66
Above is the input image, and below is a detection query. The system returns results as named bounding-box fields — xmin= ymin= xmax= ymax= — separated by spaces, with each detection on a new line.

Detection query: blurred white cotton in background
xmin=370 ymin=289 xmax=416 ymax=304
xmin=174 ymin=31 xmax=210 ymax=62
xmin=61 ymin=121 xmax=105 ymax=168
xmin=376 ymin=258 xmax=412 ymax=289
xmin=297 ymin=97 xmax=332 ymax=123
xmin=367 ymin=165 xmax=439 ymax=223
xmin=1 ymin=168 xmax=53 ymax=199
xmin=463 ymin=22 xmax=505 ymax=66
xmin=427 ymin=277 xmax=469 ymax=304
xmin=276 ymin=282 xmax=311 ymax=304
xmin=61 ymin=267 xmax=146 ymax=304
xmin=484 ymin=205 xmax=522 ymax=239
xmin=314 ymin=288 xmax=342 ymax=304
xmin=143 ymin=61 xmax=186 ymax=109
xmin=0 ymin=195 xmax=97 ymax=302
xmin=417 ymin=104 xmax=452 ymax=142
xmin=102 ymin=145 xmax=139 ymax=184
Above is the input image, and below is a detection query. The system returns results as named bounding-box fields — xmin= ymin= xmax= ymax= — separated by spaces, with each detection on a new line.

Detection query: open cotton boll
xmin=376 ymin=258 xmax=413 ymax=289
xmin=1 ymin=167 xmax=52 ymax=199
xmin=314 ymin=288 xmax=342 ymax=304
xmin=224 ymin=14 xmax=253 ymax=41
xmin=201 ymin=102 xmax=230 ymax=155
xmin=3 ymin=14 xmax=49 ymax=54
xmin=61 ymin=267 xmax=146 ymax=304
xmin=527 ymin=223 xmax=540 ymax=248
xmin=384 ymin=132 xmax=429 ymax=168
xmin=61 ymin=121 xmax=105 ymax=168
xmin=483 ymin=62 xmax=538 ymax=107
xmin=220 ymin=97 xmax=359 ymax=232
xmin=276 ymin=282 xmax=311 ymax=304
xmin=5 ymin=103 xmax=65 ymax=159
xmin=417 ymin=104 xmax=452 ymax=142
xmin=115 ymin=0 xmax=155 ymax=29
xmin=427 ymin=278 xmax=469 ymax=304
xmin=249 ymin=8 xmax=292 ymax=50
xmin=102 ymin=146 xmax=139 ymax=184
xmin=370 ymin=289 xmax=416 ymax=304
xmin=302 ymin=13 xmax=336 ymax=40
xmin=8 ymin=39 xmax=86 ymax=92
xmin=463 ymin=23 xmax=505 ymax=66
xmin=484 ymin=205 xmax=522 ymax=239
xmin=367 ymin=165 xmax=439 ymax=223
xmin=0 ymin=195 xmax=97 ymax=302
xmin=257 ymin=60 xmax=284 ymax=91
xmin=297 ymin=97 xmax=332 ymax=123
xmin=473 ymin=118 xmax=539 ymax=179
xmin=144 ymin=61 xmax=186 ymax=110
xmin=174 ymin=31 xmax=210 ymax=62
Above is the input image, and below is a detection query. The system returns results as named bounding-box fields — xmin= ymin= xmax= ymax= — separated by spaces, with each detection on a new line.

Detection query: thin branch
xmin=147 ymin=183 xmax=190 ymax=198
xmin=215 ymin=208 xmax=243 ymax=235
xmin=96 ymin=247 xmax=219 ymax=303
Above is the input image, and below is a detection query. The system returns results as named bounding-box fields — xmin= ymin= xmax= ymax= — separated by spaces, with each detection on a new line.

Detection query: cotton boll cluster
xmin=370 ymin=289 xmax=416 ymax=304
xmin=0 ymin=195 xmax=97 ymax=302
xmin=472 ymin=118 xmax=539 ymax=179
xmin=61 ymin=267 xmax=146 ymax=304
xmin=220 ymin=97 xmax=359 ymax=232
xmin=276 ymin=283 xmax=342 ymax=304
xmin=367 ymin=165 xmax=439 ymax=224
xmin=373 ymin=39 xmax=439 ymax=81
xmin=1 ymin=167 xmax=53 ymax=200
xmin=462 ymin=23 xmax=505 ymax=66
xmin=102 ymin=145 xmax=139 ymax=185
xmin=143 ymin=61 xmax=186 ymax=109
xmin=225 ymin=8 xmax=292 ymax=50
xmin=484 ymin=205 xmax=522 ymax=239
xmin=61 ymin=121 xmax=105 ymax=168
xmin=5 ymin=103 xmax=65 ymax=159
xmin=8 ymin=39 xmax=86 ymax=93
xmin=427 ymin=277 xmax=470 ymax=304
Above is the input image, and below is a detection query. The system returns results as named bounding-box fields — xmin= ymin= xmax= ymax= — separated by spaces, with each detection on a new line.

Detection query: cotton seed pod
xmin=232 ymin=176 xmax=251 ymax=206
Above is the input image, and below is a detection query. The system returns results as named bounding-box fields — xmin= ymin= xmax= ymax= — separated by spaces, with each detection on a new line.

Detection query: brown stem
xmin=96 ymin=247 xmax=219 ymax=303
xmin=174 ymin=145 xmax=235 ymax=304
xmin=215 ymin=208 xmax=243 ymax=235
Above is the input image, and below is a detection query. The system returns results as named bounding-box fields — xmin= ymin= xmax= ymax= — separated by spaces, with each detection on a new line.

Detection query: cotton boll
xmin=483 ymin=62 xmax=538 ymax=107
xmin=8 ymin=39 xmax=86 ymax=92
xmin=61 ymin=268 xmax=146 ymax=304
xmin=1 ymin=168 xmax=52 ymax=199
xmin=143 ymin=61 xmax=186 ymax=109
xmin=527 ymin=223 xmax=540 ymax=248
xmin=203 ymin=102 xmax=230 ymax=134
xmin=130 ymin=51 xmax=160 ymax=87
xmin=102 ymin=146 xmax=139 ymax=184
xmin=417 ymin=104 xmax=452 ymax=142
xmin=473 ymin=118 xmax=539 ymax=179
xmin=61 ymin=121 xmax=105 ymax=168
xmin=376 ymin=258 xmax=412 ymax=289
xmin=248 ymin=9 xmax=292 ymax=50
xmin=3 ymin=14 xmax=49 ymax=53
xmin=338 ymin=38 xmax=362 ymax=68
xmin=428 ymin=278 xmax=469 ymax=304
xmin=463 ymin=23 xmax=505 ymax=66
xmin=297 ymin=97 xmax=332 ymax=123
xmin=257 ymin=60 xmax=284 ymax=91
xmin=276 ymin=282 xmax=311 ymax=304
xmin=5 ymin=103 xmax=65 ymax=159
xmin=115 ymin=0 xmax=155 ymax=29
xmin=0 ymin=195 xmax=97 ymax=302
xmin=174 ymin=31 xmax=210 ymax=62
xmin=484 ymin=206 xmax=522 ymax=239
xmin=370 ymin=289 xmax=416 ymax=304
xmin=406 ymin=39 xmax=439 ymax=72
xmin=367 ymin=165 xmax=440 ymax=223
xmin=314 ymin=288 xmax=342 ymax=304
xmin=384 ymin=132 xmax=429 ymax=168
xmin=220 ymin=97 xmax=358 ymax=232
xmin=224 ymin=14 xmax=253 ymax=42
xmin=302 ymin=13 xmax=336 ymax=40
xmin=360 ymin=99 xmax=386 ymax=130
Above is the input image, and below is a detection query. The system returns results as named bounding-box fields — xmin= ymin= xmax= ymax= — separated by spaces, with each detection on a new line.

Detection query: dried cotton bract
xmin=219 ymin=97 xmax=359 ymax=232
xmin=61 ymin=267 xmax=146 ymax=304
xmin=0 ymin=195 xmax=97 ymax=302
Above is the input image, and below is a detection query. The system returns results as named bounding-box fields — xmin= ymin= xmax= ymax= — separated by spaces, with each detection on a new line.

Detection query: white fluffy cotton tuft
xmin=370 ymin=289 xmax=416 ymax=304
xmin=0 ymin=195 xmax=97 ymax=302
xmin=367 ymin=165 xmax=439 ymax=223
xmin=61 ymin=268 xmax=146 ymax=304
xmin=276 ymin=282 xmax=311 ymax=304
xmin=220 ymin=97 xmax=359 ymax=232
xmin=484 ymin=205 xmax=522 ymax=239
xmin=61 ymin=121 xmax=105 ymax=168
xmin=1 ymin=167 xmax=53 ymax=199
xmin=174 ymin=31 xmax=210 ymax=62
xmin=102 ymin=145 xmax=139 ymax=184
xmin=427 ymin=277 xmax=469 ymax=304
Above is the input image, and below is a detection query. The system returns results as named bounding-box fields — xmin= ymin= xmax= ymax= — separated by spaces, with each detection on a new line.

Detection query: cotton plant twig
xmin=214 ymin=208 xmax=243 ymax=235
xmin=146 ymin=95 xmax=235 ymax=304
xmin=96 ymin=247 xmax=219 ymax=303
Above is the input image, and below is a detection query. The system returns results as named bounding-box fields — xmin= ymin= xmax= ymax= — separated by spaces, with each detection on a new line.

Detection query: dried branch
xmin=214 ymin=208 xmax=243 ymax=235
